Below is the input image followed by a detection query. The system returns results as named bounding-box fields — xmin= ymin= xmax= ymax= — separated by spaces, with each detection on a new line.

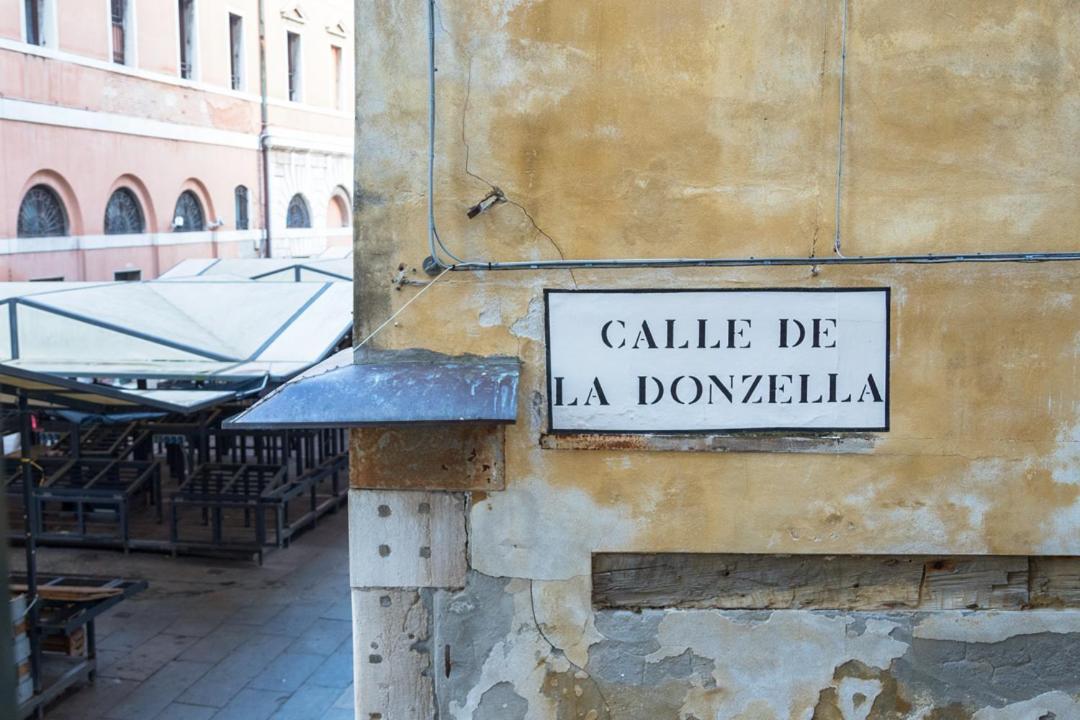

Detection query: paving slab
xmin=285 ymin=618 xmax=352 ymax=657
xmin=14 ymin=510 xmax=353 ymax=720
xmin=45 ymin=676 xmax=140 ymax=720
xmin=153 ymin=702 xmax=219 ymax=720
xmin=305 ymin=649 xmax=353 ymax=690
xmin=269 ymin=684 xmax=341 ymax=720
xmin=262 ymin=603 xmax=326 ymax=638
xmin=228 ymin=602 xmax=289 ymax=627
xmin=177 ymin=632 xmax=293 ymax=707
xmin=332 ymin=685 xmax=354 ymax=710
xmin=211 ymin=687 xmax=288 ymax=720
xmin=178 ymin=628 xmax=250 ymax=665
xmin=247 ymin=653 xmax=325 ymax=693
xmin=101 ymin=632 xmax=202 ymax=682
xmin=104 ymin=660 xmax=213 ymax=720
xmin=318 ymin=709 xmax=355 ymax=720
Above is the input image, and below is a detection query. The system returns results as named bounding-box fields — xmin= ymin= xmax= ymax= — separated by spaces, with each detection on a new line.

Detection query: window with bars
xmin=104 ymin=188 xmax=145 ymax=235
xmin=235 ymin=186 xmax=249 ymax=230
xmin=178 ymin=0 xmax=195 ymax=79
xmin=287 ymin=31 xmax=301 ymax=101
xmin=286 ymin=194 xmax=310 ymax=229
xmin=229 ymin=13 xmax=244 ymax=90
xmin=173 ymin=190 xmax=205 ymax=232
xmin=17 ymin=185 xmax=68 ymax=238
xmin=111 ymin=0 xmax=128 ymax=64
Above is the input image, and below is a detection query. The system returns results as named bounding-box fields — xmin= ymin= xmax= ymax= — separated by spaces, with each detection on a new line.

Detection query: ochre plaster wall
xmin=353 ymin=2 xmax=1080 ymax=717
xmin=357 ymin=0 xmax=1080 ymax=567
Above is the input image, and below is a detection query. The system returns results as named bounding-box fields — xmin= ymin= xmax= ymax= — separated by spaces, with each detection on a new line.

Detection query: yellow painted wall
xmin=354 ymin=0 xmax=1080 ymax=577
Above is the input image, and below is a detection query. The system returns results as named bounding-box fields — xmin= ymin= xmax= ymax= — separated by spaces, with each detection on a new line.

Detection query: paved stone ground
xmin=11 ymin=510 xmax=353 ymax=720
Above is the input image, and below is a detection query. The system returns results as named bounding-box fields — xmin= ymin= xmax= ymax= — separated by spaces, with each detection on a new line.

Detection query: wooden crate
xmin=16 ymin=660 xmax=32 ymax=704
xmin=42 ymin=626 xmax=85 ymax=657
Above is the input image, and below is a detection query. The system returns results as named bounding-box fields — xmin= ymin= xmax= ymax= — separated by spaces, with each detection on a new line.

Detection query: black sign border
xmin=543 ymin=287 xmax=891 ymax=436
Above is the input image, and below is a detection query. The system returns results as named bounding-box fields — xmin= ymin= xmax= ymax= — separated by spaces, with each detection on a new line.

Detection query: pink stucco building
xmin=0 ymin=0 xmax=354 ymax=281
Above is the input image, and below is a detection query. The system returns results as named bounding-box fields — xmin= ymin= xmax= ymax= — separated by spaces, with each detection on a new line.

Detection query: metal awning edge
xmin=0 ymin=362 xmax=242 ymax=413
xmin=224 ymin=350 xmax=521 ymax=429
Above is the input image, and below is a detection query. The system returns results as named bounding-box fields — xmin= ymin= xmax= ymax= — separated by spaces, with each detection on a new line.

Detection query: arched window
xmin=104 ymin=187 xmax=145 ymax=235
xmin=17 ymin=184 xmax=69 ymax=238
xmin=286 ymin=194 xmax=310 ymax=228
xmin=327 ymin=191 xmax=350 ymax=228
xmin=234 ymin=186 xmax=249 ymax=230
xmin=172 ymin=190 xmax=204 ymax=232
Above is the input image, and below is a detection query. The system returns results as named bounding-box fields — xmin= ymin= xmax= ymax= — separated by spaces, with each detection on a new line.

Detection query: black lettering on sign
xmin=601 ymin=320 xmax=626 ymax=348
xmin=584 ymin=377 xmax=609 ymax=406
xmin=638 ymin=376 xmax=664 ymax=405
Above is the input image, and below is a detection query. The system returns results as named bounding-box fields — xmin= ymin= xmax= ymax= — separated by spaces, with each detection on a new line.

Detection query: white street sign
xmin=545 ymin=288 xmax=890 ymax=434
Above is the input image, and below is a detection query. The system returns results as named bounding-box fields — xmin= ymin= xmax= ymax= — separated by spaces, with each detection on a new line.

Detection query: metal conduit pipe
xmin=258 ymin=0 xmax=273 ymax=259
xmin=424 ymin=0 xmax=1080 ymax=274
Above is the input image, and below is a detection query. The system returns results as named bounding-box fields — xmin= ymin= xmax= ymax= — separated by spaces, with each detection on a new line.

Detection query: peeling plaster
xmin=435 ymin=572 xmax=1080 ymax=720
xmin=972 ymin=691 xmax=1080 ymax=720
xmin=645 ymin=612 xmax=908 ymax=718
xmin=509 ymin=295 xmax=545 ymax=341
xmin=913 ymin=611 xmax=1080 ymax=644
xmin=531 ymin=575 xmax=602 ymax=668
xmin=469 ymin=474 xmax=646 ymax=579
xmin=439 ymin=575 xmax=602 ymax=720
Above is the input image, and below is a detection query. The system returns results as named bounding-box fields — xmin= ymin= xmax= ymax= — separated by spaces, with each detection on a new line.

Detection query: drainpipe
xmin=258 ymin=0 xmax=272 ymax=258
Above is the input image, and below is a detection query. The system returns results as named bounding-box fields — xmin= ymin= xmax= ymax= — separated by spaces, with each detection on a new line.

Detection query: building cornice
xmin=0 ymin=39 xmax=353 ymax=121
xmin=0 ymin=230 xmax=267 ymax=256
xmin=1 ymin=98 xmax=352 ymax=155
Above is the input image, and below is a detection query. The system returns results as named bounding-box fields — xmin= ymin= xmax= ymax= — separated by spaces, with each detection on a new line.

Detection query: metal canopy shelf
xmin=226 ymin=349 xmax=522 ymax=429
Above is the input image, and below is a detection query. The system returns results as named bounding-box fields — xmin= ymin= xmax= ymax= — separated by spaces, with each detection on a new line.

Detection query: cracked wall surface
xmin=353 ymin=1 xmax=1080 ymax=716
xmin=433 ymin=572 xmax=1080 ymax=719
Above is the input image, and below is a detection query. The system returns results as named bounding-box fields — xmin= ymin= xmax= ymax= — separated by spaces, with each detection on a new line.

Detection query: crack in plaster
xmin=459 ymin=58 xmax=579 ymax=287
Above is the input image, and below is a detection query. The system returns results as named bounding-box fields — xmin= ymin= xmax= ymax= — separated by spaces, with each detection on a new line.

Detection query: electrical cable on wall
xmin=423 ymin=0 xmax=1080 ymax=274
xmin=833 ymin=0 xmax=849 ymax=258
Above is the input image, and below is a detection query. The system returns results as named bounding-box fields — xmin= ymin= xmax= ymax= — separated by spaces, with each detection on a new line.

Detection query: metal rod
xmin=443 ymin=251 xmax=1080 ymax=271
xmin=18 ymin=392 xmax=41 ymax=695
xmin=258 ymin=0 xmax=272 ymax=258
xmin=0 ymin=421 xmax=16 ymax=719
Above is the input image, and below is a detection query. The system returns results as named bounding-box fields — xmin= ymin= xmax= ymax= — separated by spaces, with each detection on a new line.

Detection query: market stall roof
xmin=0 ymin=363 xmax=235 ymax=413
xmin=161 ymin=257 xmax=351 ymax=282
xmin=224 ymin=348 xmax=520 ymax=429
xmin=0 ymin=281 xmax=352 ymax=412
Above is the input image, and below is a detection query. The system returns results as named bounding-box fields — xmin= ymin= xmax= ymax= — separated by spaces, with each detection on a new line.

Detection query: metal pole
xmin=0 ymin=420 xmax=17 ymax=720
xmin=257 ymin=0 xmax=272 ymax=258
xmin=18 ymin=392 xmax=41 ymax=695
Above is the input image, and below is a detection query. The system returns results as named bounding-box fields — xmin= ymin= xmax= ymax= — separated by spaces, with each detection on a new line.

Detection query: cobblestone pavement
xmin=12 ymin=509 xmax=353 ymax=720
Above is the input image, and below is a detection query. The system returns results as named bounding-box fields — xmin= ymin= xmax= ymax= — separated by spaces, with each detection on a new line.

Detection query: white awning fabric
xmin=0 ymin=280 xmax=352 ymax=412
xmin=160 ymin=257 xmax=352 ymax=282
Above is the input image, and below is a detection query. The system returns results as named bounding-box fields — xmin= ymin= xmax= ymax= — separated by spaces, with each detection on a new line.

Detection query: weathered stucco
xmin=433 ymin=570 xmax=1080 ymax=719
xmin=354 ymin=1 xmax=1080 ymax=716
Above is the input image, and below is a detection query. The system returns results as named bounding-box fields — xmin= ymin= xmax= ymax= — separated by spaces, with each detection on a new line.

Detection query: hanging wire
xmin=355 ymin=266 xmax=453 ymax=349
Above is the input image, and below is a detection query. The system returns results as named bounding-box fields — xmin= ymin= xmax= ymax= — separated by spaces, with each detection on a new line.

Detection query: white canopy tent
xmin=160 ymin=256 xmax=352 ymax=283
xmin=0 ymin=281 xmax=352 ymax=413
